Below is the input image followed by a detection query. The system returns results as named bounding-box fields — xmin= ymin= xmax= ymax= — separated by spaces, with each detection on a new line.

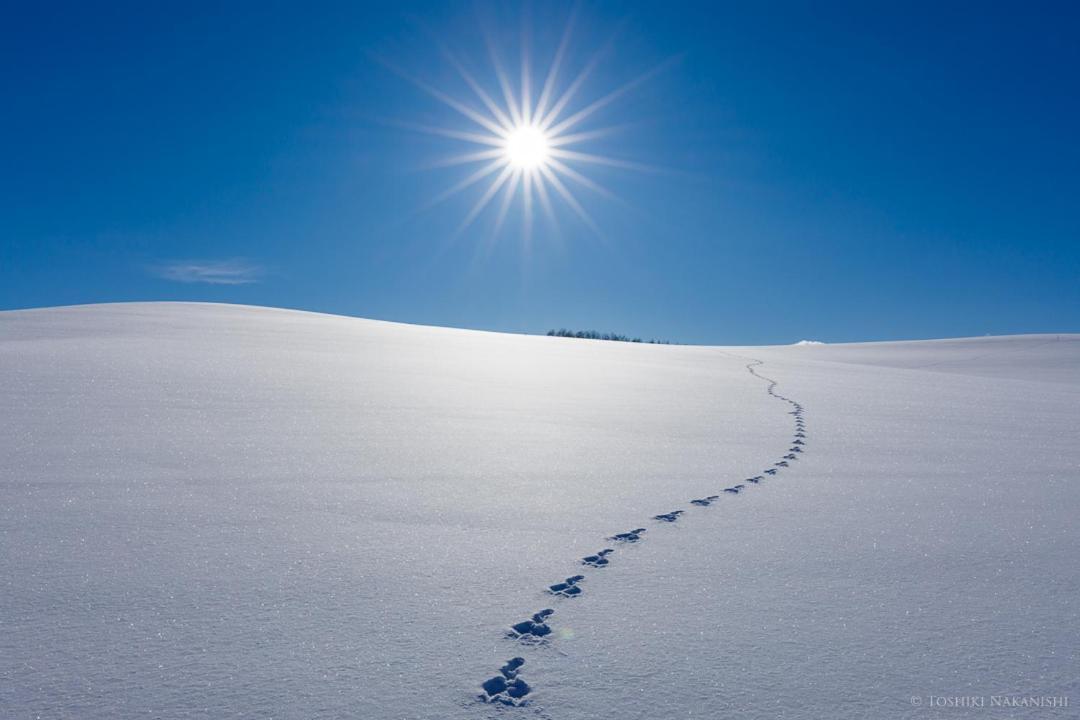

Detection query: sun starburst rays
xmin=399 ymin=11 xmax=660 ymax=242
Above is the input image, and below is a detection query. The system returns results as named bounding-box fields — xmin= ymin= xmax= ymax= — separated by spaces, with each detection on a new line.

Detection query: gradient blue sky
xmin=3 ymin=1 xmax=1078 ymax=344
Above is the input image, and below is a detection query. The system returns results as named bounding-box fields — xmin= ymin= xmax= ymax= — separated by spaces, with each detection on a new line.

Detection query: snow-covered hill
xmin=2 ymin=303 xmax=1077 ymax=719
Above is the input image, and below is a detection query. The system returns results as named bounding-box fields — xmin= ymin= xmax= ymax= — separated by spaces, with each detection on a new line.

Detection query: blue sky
xmin=3 ymin=1 xmax=1078 ymax=344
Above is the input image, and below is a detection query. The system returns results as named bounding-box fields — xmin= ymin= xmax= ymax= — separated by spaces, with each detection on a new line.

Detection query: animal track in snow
xmin=483 ymin=357 xmax=809 ymax=706
xmin=549 ymin=575 xmax=585 ymax=598
xmin=481 ymin=657 xmax=532 ymax=706
xmin=582 ymin=549 xmax=613 ymax=568
xmin=508 ymin=609 xmax=555 ymax=640
xmin=609 ymin=528 xmax=647 ymax=543
xmin=746 ymin=359 xmax=809 ymax=482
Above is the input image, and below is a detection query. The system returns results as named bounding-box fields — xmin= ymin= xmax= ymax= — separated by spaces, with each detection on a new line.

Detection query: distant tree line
xmin=545 ymin=328 xmax=672 ymax=344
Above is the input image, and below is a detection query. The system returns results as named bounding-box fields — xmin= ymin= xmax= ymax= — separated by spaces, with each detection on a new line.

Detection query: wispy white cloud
xmin=151 ymin=259 xmax=264 ymax=285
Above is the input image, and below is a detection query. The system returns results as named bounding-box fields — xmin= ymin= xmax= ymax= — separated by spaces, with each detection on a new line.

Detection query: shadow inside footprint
xmin=549 ymin=575 xmax=585 ymax=597
xmin=481 ymin=657 xmax=532 ymax=706
xmin=724 ymin=484 xmax=746 ymax=494
xmin=582 ymin=549 xmax=614 ymax=567
xmin=653 ymin=510 xmax=684 ymax=522
xmin=508 ymin=609 xmax=554 ymax=640
xmin=764 ymin=469 xmax=778 ymax=475
xmin=690 ymin=495 xmax=720 ymax=506
xmin=609 ymin=528 xmax=647 ymax=543
xmin=746 ymin=476 xmax=762 ymax=484
xmin=500 ymin=657 xmax=525 ymax=677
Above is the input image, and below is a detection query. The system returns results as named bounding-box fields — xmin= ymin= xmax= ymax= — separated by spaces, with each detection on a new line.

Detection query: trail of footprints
xmin=479 ymin=359 xmax=806 ymax=707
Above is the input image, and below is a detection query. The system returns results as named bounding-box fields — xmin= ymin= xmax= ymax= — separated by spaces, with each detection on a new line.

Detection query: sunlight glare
xmin=505 ymin=125 xmax=550 ymax=169
xmin=397 ymin=8 xmax=668 ymax=240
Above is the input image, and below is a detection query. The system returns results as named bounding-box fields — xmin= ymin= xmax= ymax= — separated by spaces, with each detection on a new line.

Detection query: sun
xmin=389 ymin=8 xmax=669 ymax=240
xmin=505 ymin=125 xmax=550 ymax=170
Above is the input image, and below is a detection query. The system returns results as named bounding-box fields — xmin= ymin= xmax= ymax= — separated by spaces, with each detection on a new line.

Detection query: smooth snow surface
xmin=2 ymin=303 xmax=1077 ymax=719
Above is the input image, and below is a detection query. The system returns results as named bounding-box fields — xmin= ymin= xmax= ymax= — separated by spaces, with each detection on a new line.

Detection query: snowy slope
xmin=1 ymin=303 xmax=1077 ymax=719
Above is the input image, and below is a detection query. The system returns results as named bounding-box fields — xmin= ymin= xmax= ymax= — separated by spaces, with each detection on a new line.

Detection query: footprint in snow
xmin=508 ymin=609 xmax=554 ymax=640
xmin=481 ymin=657 xmax=531 ymax=706
xmin=783 ymin=453 xmax=797 ymax=460
xmin=764 ymin=469 xmax=778 ymax=475
xmin=724 ymin=485 xmax=746 ymax=494
xmin=690 ymin=495 xmax=721 ymax=506
xmin=746 ymin=476 xmax=763 ymax=484
xmin=653 ymin=510 xmax=684 ymax=522
xmin=582 ymin=549 xmax=614 ymax=568
xmin=609 ymin=528 xmax=647 ymax=543
xmin=549 ymin=575 xmax=585 ymax=598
